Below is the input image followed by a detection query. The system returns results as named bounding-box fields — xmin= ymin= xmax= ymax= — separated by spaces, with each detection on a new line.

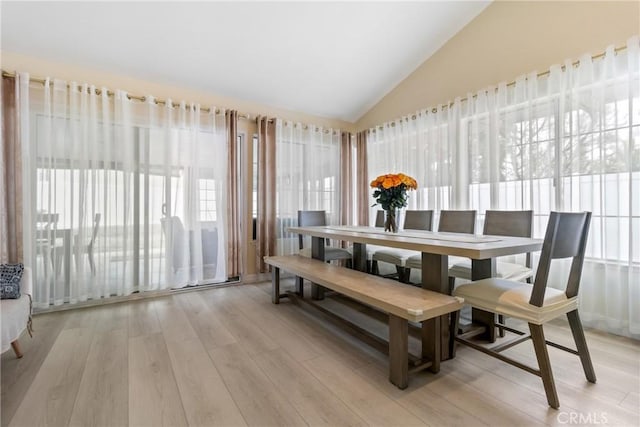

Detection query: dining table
xmin=288 ymin=225 xmax=543 ymax=360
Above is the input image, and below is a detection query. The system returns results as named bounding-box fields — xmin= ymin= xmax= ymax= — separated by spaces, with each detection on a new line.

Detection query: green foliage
xmin=371 ymin=184 xmax=410 ymax=210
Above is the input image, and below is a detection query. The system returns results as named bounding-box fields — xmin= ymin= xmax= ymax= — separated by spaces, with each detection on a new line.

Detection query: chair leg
xmin=371 ymin=260 xmax=379 ymax=275
xmin=498 ymin=314 xmax=506 ymax=338
xmin=402 ymin=268 xmax=411 ymax=284
xmin=449 ymin=309 xmax=460 ymax=358
xmin=11 ymin=340 xmax=23 ymax=358
xmin=448 ymin=276 xmax=455 ymax=294
xmin=567 ymin=309 xmax=596 ymax=383
xmin=529 ymin=323 xmax=559 ymax=409
xmin=88 ymin=249 xmax=96 ymax=275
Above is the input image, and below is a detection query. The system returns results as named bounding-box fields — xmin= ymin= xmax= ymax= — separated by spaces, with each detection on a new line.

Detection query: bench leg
xmin=421 ymin=317 xmax=441 ymax=373
xmin=388 ymin=314 xmax=408 ymax=389
xmin=271 ymin=267 xmax=280 ymax=304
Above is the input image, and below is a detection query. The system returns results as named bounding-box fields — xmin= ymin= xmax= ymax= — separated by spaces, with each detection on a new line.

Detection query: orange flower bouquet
xmin=370 ymin=173 xmax=418 ymax=232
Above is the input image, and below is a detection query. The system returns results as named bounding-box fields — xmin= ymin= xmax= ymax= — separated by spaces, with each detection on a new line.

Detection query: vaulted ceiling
xmin=1 ymin=1 xmax=491 ymax=122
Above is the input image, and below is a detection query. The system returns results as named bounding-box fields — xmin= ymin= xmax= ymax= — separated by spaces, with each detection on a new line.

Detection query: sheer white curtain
xmin=18 ymin=73 xmax=228 ymax=308
xmin=367 ymin=103 xmax=459 ymax=227
xmin=275 ymin=119 xmax=342 ymax=255
xmin=557 ymin=40 xmax=639 ymax=336
xmin=367 ymin=37 xmax=639 ymax=337
xmin=463 ymin=38 xmax=639 ymax=337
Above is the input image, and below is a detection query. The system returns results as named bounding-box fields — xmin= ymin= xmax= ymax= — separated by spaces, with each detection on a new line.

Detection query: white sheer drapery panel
xmin=24 ymin=77 xmax=137 ymax=306
xmin=275 ymin=119 xmax=342 ymax=255
xmin=368 ymin=37 xmax=639 ymax=337
xmin=144 ymin=100 xmax=228 ymax=289
xmin=367 ymin=103 xmax=458 ymax=228
xmin=20 ymin=74 xmax=228 ymax=308
xmin=464 ymin=38 xmax=639 ymax=337
xmin=556 ymin=39 xmax=640 ymax=336
xmin=462 ymin=71 xmax=560 ymax=266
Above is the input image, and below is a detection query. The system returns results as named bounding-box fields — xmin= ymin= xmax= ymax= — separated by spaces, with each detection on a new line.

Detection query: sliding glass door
xmin=22 ymin=75 xmax=228 ymax=308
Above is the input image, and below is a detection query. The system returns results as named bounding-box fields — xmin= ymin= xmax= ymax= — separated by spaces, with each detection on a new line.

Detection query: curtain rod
xmin=1 ymin=70 xmax=259 ymax=120
xmin=368 ymin=43 xmax=629 ymax=132
xmin=1 ymin=71 xmax=345 ymax=134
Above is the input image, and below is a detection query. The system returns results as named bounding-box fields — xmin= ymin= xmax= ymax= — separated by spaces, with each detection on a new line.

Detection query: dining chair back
xmin=296 ymin=210 xmax=351 ymax=261
xmin=532 ymin=211 xmax=590 ymax=304
xmin=371 ymin=210 xmax=434 ymax=281
xmin=448 ymin=210 xmax=535 ymax=285
xmin=403 ymin=210 xmax=433 ymax=231
xmin=438 ymin=210 xmax=476 ymax=234
xmin=296 ymin=210 xmax=352 ymax=296
xmin=374 ymin=210 xmax=385 ymax=228
xmin=452 ymin=211 xmax=594 ymax=409
xmin=402 ymin=210 xmax=476 ymax=282
xmin=298 ymin=210 xmax=327 ymax=249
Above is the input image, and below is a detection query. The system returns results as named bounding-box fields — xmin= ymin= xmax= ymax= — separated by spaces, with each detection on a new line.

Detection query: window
xmin=199 ymin=178 xmax=217 ymax=222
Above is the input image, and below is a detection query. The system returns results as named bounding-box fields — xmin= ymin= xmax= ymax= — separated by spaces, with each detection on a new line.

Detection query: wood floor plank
xmin=244 ymin=284 xmax=386 ymax=370
xmin=128 ymin=299 xmax=162 ymax=338
xmin=129 ymin=332 xmax=188 ymax=427
xmin=8 ymin=327 xmax=93 ymax=427
xmin=223 ymin=285 xmax=326 ymax=362
xmin=68 ymin=328 xmax=129 ymax=427
xmin=458 ymin=343 xmax=639 ymax=425
xmin=3 ymin=282 xmax=639 ymax=427
xmin=541 ymin=321 xmax=640 ymax=376
xmin=254 ymin=347 xmax=367 ymax=426
xmin=504 ymin=335 xmax=638 ymax=404
xmin=208 ymin=344 xmax=307 ymax=426
xmin=620 ymin=392 xmax=639 ymax=414
xmin=1 ymin=312 xmax=65 ymax=426
xmin=447 ymin=357 xmax=569 ymax=425
xmin=352 ymin=362 xmax=490 ymax=427
xmin=154 ymin=295 xmax=247 ymax=426
xmin=173 ymin=292 xmax=236 ymax=350
xmin=302 ymin=354 xmax=425 ymax=426
xmin=199 ymin=289 xmax=279 ymax=357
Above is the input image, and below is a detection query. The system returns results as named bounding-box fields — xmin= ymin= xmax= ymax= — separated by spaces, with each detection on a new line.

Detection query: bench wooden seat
xmin=264 ymin=255 xmax=463 ymax=389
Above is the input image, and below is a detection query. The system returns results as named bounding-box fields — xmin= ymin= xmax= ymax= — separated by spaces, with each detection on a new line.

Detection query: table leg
xmin=471 ymin=258 xmax=497 ymax=342
xmin=420 ymin=252 xmax=451 ymax=360
xmin=310 ymin=236 xmax=326 ymax=300
xmin=352 ymin=242 xmax=367 ymax=272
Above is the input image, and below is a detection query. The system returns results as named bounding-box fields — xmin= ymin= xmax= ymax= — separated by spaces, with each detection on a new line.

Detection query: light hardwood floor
xmin=2 ymin=279 xmax=639 ymax=426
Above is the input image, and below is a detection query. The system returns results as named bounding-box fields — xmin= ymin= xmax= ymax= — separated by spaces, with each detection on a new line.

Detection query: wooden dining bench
xmin=264 ymin=255 xmax=463 ymax=389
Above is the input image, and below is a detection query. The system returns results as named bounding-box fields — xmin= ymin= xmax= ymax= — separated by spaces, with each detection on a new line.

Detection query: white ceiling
xmin=1 ymin=1 xmax=490 ymax=122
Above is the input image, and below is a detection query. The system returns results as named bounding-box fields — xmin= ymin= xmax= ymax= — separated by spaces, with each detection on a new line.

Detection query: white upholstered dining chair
xmin=448 ymin=210 xmax=534 ymax=285
xmin=370 ymin=210 xmax=434 ymax=282
xmin=452 ymin=211 xmax=594 ymax=409
xmin=403 ymin=210 xmax=477 ymax=283
xmin=296 ymin=210 xmax=352 ymax=295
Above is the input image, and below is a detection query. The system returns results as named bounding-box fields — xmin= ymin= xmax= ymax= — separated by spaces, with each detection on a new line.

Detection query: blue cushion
xmin=0 ymin=263 xmax=24 ymax=299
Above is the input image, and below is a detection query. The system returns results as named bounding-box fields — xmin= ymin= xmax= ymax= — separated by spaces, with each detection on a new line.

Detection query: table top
xmin=288 ymin=225 xmax=542 ymax=259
